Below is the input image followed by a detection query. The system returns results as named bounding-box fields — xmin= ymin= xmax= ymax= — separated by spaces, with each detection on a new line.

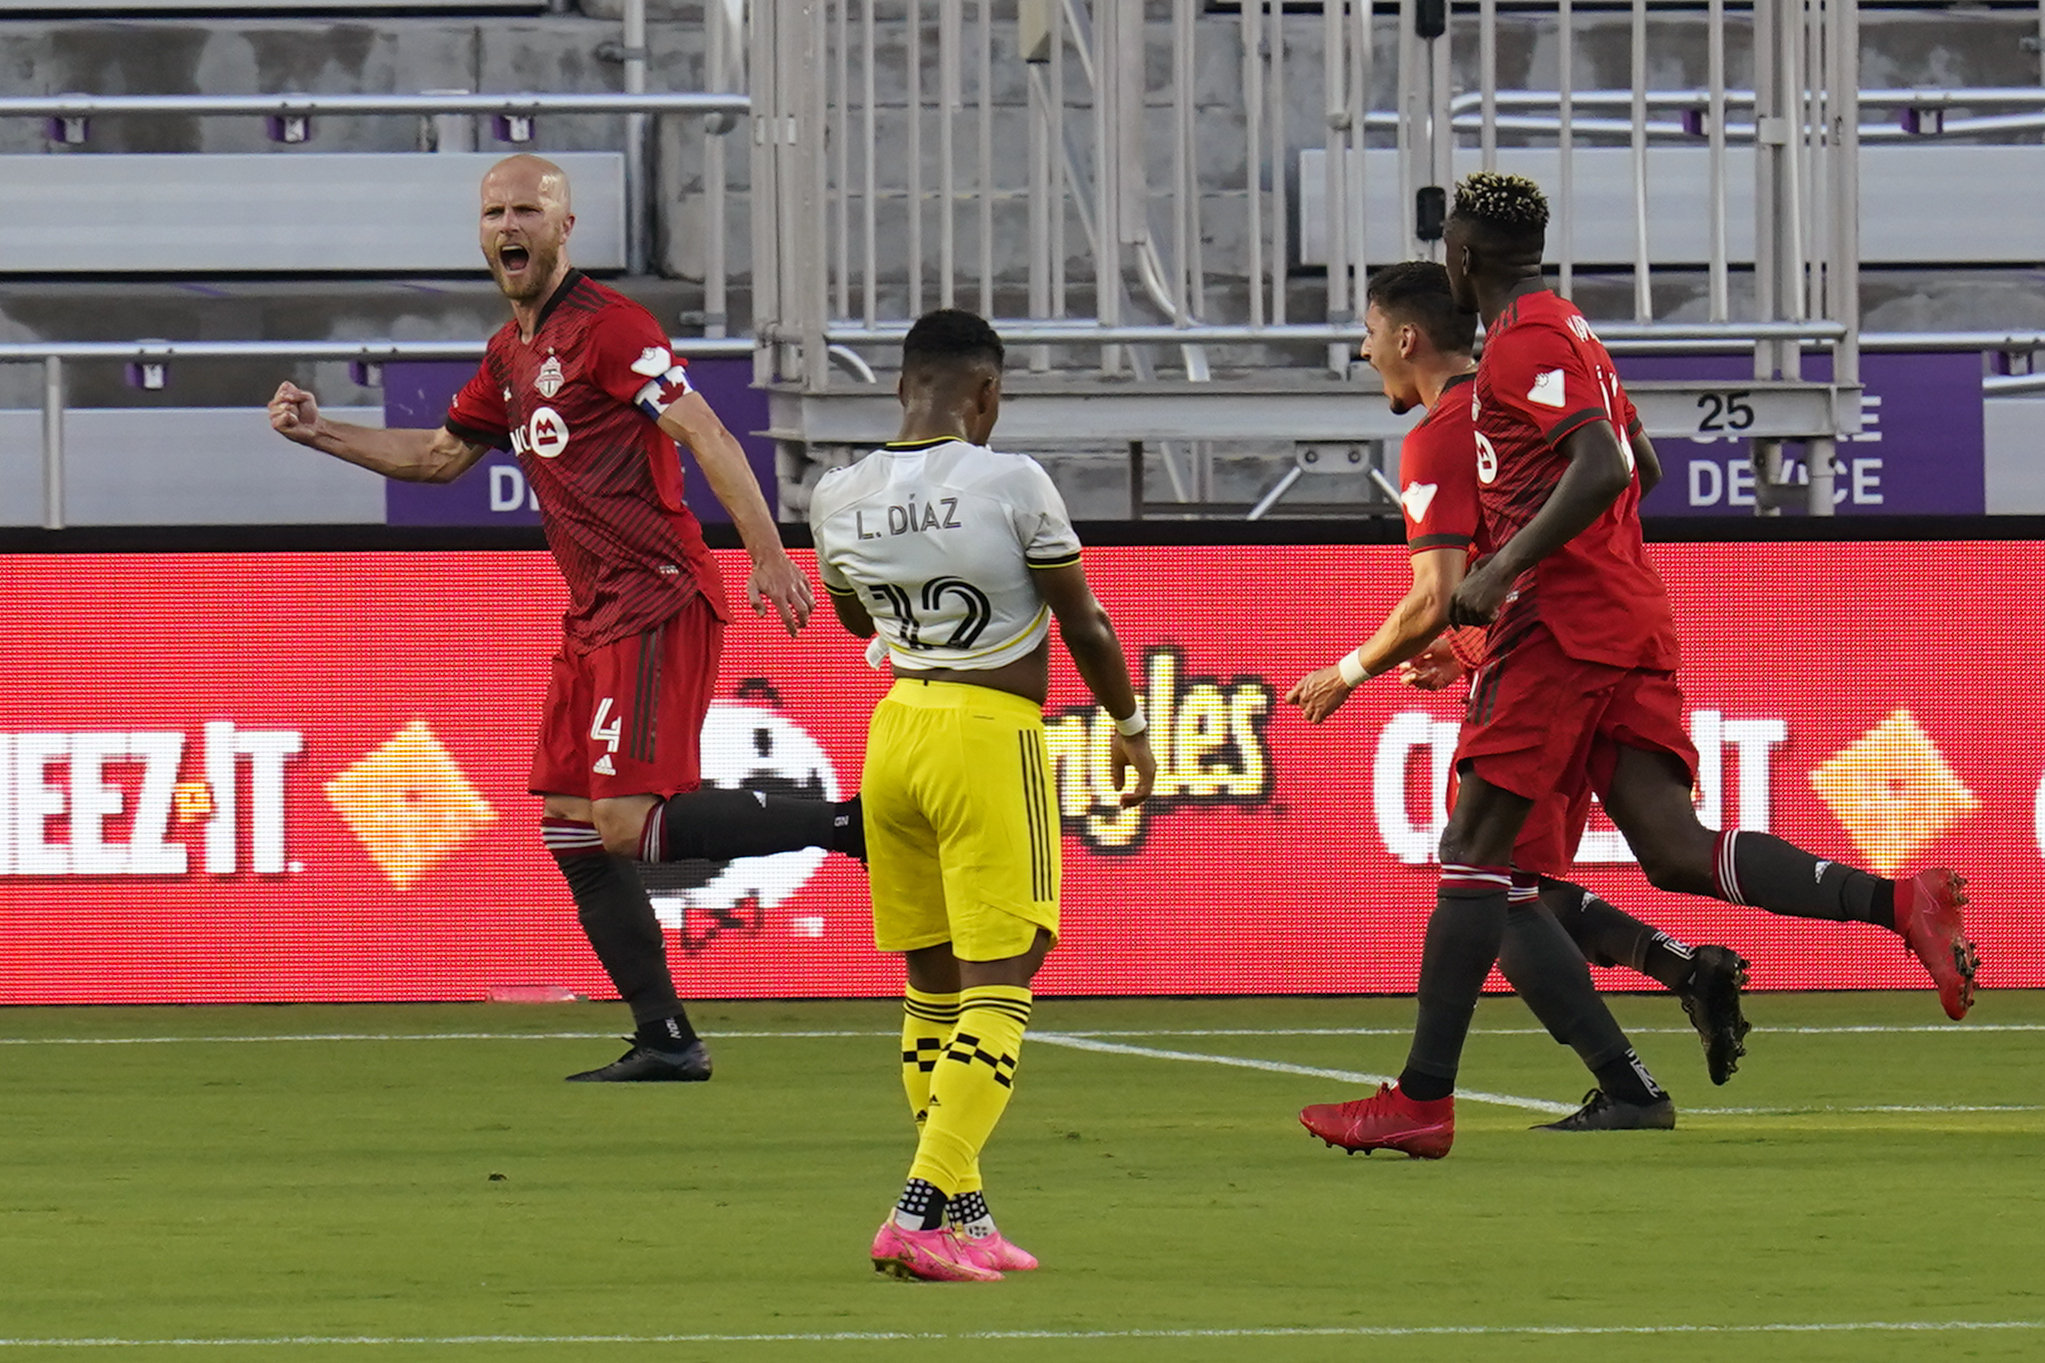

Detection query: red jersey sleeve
xmin=588 ymin=304 xmax=695 ymax=421
xmin=1399 ymin=403 xmax=1483 ymax=554
xmin=1484 ymin=318 xmax=1612 ymax=449
xmin=445 ymin=361 xmax=510 ymax=447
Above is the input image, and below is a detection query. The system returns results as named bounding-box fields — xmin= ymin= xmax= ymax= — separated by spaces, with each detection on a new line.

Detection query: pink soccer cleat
xmin=1896 ymin=868 xmax=1979 ymax=1020
xmin=950 ymin=1229 xmax=1039 ymax=1273
xmin=870 ymin=1220 xmax=1004 ymax=1282
xmin=1299 ymin=1083 xmax=1455 ymax=1159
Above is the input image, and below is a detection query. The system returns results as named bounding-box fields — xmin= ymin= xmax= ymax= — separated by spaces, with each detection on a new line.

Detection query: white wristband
xmin=1336 ymin=649 xmax=1369 ymax=687
xmin=1114 ymin=709 xmax=1149 ymax=737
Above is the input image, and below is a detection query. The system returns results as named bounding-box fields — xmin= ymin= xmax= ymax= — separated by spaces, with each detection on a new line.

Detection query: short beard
xmin=490 ymin=243 xmax=560 ymax=304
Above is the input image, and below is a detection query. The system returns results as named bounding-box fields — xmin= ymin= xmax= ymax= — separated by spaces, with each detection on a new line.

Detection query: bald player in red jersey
xmin=271 ymin=155 xmax=863 ymax=1083
xmin=1309 ymin=173 xmax=1978 ymax=1159
xmin=1290 ymin=263 xmax=1747 ymax=1154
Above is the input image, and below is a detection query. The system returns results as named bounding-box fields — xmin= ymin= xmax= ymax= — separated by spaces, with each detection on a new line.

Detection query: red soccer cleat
xmin=1896 ymin=868 xmax=1979 ymax=1020
xmin=1299 ymin=1083 xmax=1455 ymax=1159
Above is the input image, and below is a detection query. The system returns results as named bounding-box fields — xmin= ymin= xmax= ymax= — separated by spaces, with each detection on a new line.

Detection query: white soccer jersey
xmin=809 ymin=436 xmax=1083 ymax=671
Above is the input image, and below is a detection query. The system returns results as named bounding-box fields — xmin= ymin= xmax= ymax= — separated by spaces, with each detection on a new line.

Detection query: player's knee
xmin=1633 ymin=846 xmax=1684 ymax=891
xmin=1436 ymin=826 xmax=1489 ymax=869
xmin=1634 ymin=833 xmax=1712 ymax=894
xmin=590 ymin=803 xmax=651 ymax=858
xmin=1437 ymin=823 xmax=1513 ymax=870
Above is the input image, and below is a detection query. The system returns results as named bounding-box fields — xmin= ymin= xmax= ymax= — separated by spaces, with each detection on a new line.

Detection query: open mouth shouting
xmin=490 ymin=235 xmax=555 ymax=301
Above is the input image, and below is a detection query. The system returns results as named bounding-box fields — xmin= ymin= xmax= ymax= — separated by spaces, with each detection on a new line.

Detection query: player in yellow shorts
xmin=810 ymin=309 xmax=1157 ymax=1282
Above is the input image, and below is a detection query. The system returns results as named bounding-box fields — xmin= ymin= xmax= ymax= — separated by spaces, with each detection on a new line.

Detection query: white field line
xmin=1683 ymin=1104 xmax=2045 ymax=1116
xmin=4 ymin=1022 xmax=2040 ymax=1047
xmin=1 ymin=1321 xmax=2041 ymax=1349
xmin=1029 ymin=1034 xmax=2045 ymax=1118
xmin=1030 ymin=1032 xmax=1576 ymax=1114
xmin=3 ymin=1026 xmax=2031 ymax=1117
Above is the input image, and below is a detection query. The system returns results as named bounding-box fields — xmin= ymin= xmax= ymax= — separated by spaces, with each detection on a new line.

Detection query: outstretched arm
xmin=658 ymin=389 xmax=814 ymax=637
xmin=1032 ymin=561 xmax=1156 ymax=807
xmin=1286 ymin=547 xmax=1466 ymax=724
xmin=269 ymin=381 xmax=489 ymax=483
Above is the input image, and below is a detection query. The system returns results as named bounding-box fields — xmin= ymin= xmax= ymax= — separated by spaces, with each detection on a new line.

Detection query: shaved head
xmin=482 ymin=154 xmax=573 ymax=213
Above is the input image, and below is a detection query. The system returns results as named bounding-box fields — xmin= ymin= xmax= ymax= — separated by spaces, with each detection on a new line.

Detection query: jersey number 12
xmin=867 ymin=577 xmax=993 ymax=651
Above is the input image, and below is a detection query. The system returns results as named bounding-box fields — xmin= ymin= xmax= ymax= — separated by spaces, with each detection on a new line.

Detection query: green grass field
xmin=2 ymin=991 xmax=2040 ymax=1363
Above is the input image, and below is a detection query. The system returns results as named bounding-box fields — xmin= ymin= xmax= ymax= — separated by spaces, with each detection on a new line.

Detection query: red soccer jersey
xmin=1399 ymin=372 xmax=1492 ymax=668
xmin=1471 ymin=289 xmax=1678 ymax=671
xmin=444 ymin=270 xmax=728 ymax=650
xmin=1398 ymin=371 xmax=1484 ymax=555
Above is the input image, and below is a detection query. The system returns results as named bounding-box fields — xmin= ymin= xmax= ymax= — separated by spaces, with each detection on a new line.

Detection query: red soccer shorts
xmin=1443 ymin=763 xmax=1594 ymax=878
xmin=1513 ymin=775 xmax=1597 ymax=879
xmin=529 ymin=594 xmax=724 ymax=801
xmin=1454 ymin=624 xmax=1698 ymax=874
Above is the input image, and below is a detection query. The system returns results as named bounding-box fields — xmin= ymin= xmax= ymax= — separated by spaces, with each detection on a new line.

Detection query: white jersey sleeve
xmin=809 ymin=438 xmax=1081 ymax=672
xmin=809 ymin=494 xmax=855 ymax=596
xmin=1008 ymin=457 xmax=1083 ymax=569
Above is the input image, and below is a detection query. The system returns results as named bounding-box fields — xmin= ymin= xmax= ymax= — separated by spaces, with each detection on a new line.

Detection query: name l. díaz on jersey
xmin=856 ymin=494 xmax=965 ymax=539
xmin=1043 ymin=646 xmax=1274 ymax=853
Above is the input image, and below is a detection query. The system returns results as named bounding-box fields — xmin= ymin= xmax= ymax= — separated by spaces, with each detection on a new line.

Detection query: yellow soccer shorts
xmin=862 ymin=677 xmax=1060 ymax=961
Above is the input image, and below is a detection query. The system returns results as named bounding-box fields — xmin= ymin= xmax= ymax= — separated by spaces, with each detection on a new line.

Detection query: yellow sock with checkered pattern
xmin=900 ymin=986 xmax=959 ymax=1136
xmin=906 ymin=985 xmax=1030 ymax=1199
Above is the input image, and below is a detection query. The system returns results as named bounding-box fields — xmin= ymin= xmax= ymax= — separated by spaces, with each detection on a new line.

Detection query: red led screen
xmin=0 ymin=544 xmax=2035 ymax=1004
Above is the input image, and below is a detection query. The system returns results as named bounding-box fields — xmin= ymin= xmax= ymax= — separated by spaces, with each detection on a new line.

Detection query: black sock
xmin=895 ymin=1177 xmax=947 ymax=1231
xmin=552 ymin=847 xmax=687 ymax=1029
xmin=1543 ymin=877 xmax=1689 ymax=980
xmin=1592 ymin=1048 xmax=1666 ymax=1106
xmin=1713 ymin=830 xmax=1893 ymax=928
xmin=634 ymin=1012 xmax=700 ymax=1052
xmin=638 ymin=786 xmax=840 ymax=862
xmin=1497 ymin=900 xmax=1640 ymax=1078
xmin=1399 ymin=867 xmax=1511 ymax=1102
xmin=1641 ymin=932 xmax=1698 ymax=992
xmin=947 ymin=1189 xmax=993 ymax=1231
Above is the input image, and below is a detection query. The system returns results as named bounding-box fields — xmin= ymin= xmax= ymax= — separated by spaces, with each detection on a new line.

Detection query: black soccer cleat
xmin=565 ymin=1039 xmax=713 ymax=1083
xmin=1675 ymin=944 xmax=1752 ymax=1085
xmin=1533 ymin=1088 xmax=1677 ymax=1132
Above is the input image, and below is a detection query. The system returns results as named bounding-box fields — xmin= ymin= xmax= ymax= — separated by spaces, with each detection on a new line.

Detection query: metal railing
xmin=1417 ymin=85 xmax=2045 ymax=142
xmin=1 ymin=0 xmax=747 ymax=278
xmin=0 ymin=337 xmax=752 ymax=533
xmin=18 ymin=3 xmax=2031 ymax=523
xmin=751 ymin=2 xmax=1873 ymax=355
xmin=747 ymin=0 xmax=1868 ymax=516
xmin=9 ymin=322 xmax=2036 ymax=530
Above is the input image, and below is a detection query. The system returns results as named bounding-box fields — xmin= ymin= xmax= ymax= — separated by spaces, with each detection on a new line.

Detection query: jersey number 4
xmin=867 ymin=577 xmax=993 ymax=651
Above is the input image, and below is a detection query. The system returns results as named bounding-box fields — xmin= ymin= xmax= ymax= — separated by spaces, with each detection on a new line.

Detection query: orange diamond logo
xmin=324 ymin=720 xmax=497 ymax=890
xmin=1807 ymin=709 xmax=1978 ymax=877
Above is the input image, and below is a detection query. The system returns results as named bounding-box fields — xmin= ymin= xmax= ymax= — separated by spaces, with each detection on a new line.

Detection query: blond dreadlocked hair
xmin=1451 ymin=171 xmax=1549 ymax=232
xmin=1439 ymin=171 xmax=1546 ymax=254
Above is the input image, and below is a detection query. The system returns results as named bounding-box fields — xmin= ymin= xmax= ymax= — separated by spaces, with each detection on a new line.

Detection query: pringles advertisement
xmin=0 ymin=543 xmax=2035 ymax=1004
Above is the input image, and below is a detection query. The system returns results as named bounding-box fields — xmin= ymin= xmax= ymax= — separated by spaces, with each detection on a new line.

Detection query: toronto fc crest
xmin=535 ymin=353 xmax=565 ymax=399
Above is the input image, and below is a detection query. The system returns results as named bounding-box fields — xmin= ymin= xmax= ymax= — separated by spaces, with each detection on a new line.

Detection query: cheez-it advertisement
xmin=0 ymin=544 xmax=2036 ymax=1004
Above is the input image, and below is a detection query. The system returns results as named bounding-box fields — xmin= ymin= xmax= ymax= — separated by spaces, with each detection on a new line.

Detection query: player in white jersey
xmin=810 ymin=309 xmax=1157 ymax=1283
